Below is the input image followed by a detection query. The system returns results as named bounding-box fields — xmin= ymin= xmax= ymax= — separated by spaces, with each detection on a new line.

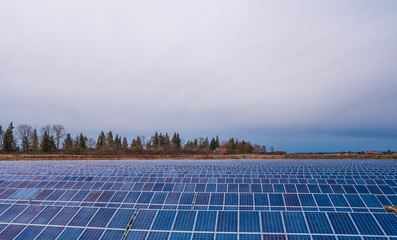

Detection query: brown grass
xmin=0 ymin=154 xmax=395 ymax=161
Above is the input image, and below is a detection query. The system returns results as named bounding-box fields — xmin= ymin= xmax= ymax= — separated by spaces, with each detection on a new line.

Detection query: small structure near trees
xmin=214 ymin=147 xmax=228 ymax=155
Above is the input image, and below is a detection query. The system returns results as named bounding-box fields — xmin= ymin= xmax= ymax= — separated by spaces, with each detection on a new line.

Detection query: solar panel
xmin=217 ymin=211 xmax=238 ymax=232
xmin=239 ymin=211 xmax=260 ymax=232
xmin=350 ymin=213 xmax=384 ymax=235
xmin=151 ymin=210 xmax=176 ymax=230
xmin=261 ymin=211 xmax=284 ymax=233
xmin=172 ymin=210 xmax=197 ymax=231
xmin=0 ymin=159 xmax=396 ymax=239
xmin=304 ymin=212 xmax=333 ymax=234
xmin=283 ymin=212 xmax=309 ymax=233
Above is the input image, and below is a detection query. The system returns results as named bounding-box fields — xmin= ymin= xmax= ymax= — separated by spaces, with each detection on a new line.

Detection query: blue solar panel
xmin=173 ymin=210 xmax=197 ymax=231
xmin=78 ymin=228 xmax=104 ymax=240
xmin=304 ymin=212 xmax=333 ymax=234
xmin=269 ymin=194 xmax=285 ymax=206
xmin=193 ymin=232 xmax=214 ymax=240
xmin=298 ymin=194 xmax=316 ymax=206
xmin=169 ymin=232 xmax=192 ymax=240
xmin=49 ymin=206 xmax=80 ymax=225
xmin=0 ymin=205 xmax=28 ymax=222
xmin=350 ymin=213 xmax=384 ymax=235
xmin=125 ymin=231 xmax=148 ymax=240
xmin=217 ymin=211 xmax=238 ymax=232
xmin=239 ymin=211 xmax=260 ymax=232
xmin=87 ymin=208 xmax=116 ymax=228
xmin=107 ymin=208 xmax=135 ymax=229
xmin=151 ymin=210 xmax=176 ymax=230
xmin=14 ymin=225 xmax=44 ymax=240
xmin=0 ymin=159 xmax=396 ymax=240
xmin=12 ymin=205 xmax=45 ymax=223
xmin=261 ymin=211 xmax=284 ymax=233
xmin=57 ymin=227 xmax=84 ymax=240
xmin=130 ymin=210 xmax=157 ymax=230
xmin=147 ymin=231 xmax=169 ymax=239
xmin=225 ymin=193 xmax=238 ymax=205
xmin=68 ymin=207 xmax=98 ymax=227
xmin=283 ymin=212 xmax=308 ymax=233
xmin=217 ymin=233 xmax=238 ymax=240
xmin=374 ymin=213 xmax=397 ymax=235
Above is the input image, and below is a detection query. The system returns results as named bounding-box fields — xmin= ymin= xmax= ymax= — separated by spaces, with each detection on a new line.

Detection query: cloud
xmin=1 ymin=0 xmax=397 ymax=151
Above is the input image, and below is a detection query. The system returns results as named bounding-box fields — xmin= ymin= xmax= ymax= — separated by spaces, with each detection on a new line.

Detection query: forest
xmin=0 ymin=122 xmax=267 ymax=155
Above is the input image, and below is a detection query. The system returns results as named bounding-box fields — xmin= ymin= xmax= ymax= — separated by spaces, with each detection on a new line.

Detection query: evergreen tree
xmin=172 ymin=132 xmax=181 ymax=149
xmin=63 ymin=133 xmax=73 ymax=150
xmin=3 ymin=122 xmax=16 ymax=153
xmin=78 ymin=133 xmax=87 ymax=149
xmin=96 ymin=131 xmax=105 ymax=149
xmin=122 ymin=137 xmax=128 ymax=148
xmin=106 ymin=131 xmax=114 ymax=146
xmin=114 ymin=134 xmax=121 ymax=148
xmin=31 ymin=128 xmax=40 ymax=153
xmin=210 ymin=138 xmax=217 ymax=150
xmin=131 ymin=136 xmax=144 ymax=154
xmin=215 ymin=136 xmax=220 ymax=148
xmin=41 ymin=131 xmax=55 ymax=153
xmin=152 ymin=131 xmax=159 ymax=148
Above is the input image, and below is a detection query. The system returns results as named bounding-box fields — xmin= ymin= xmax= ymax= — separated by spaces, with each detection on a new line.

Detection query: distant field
xmin=0 ymin=154 xmax=396 ymax=160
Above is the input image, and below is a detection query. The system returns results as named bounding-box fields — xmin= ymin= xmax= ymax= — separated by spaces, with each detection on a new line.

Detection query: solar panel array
xmin=0 ymin=159 xmax=396 ymax=240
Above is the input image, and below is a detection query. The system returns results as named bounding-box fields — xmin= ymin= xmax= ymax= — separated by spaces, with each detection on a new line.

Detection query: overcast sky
xmin=1 ymin=0 xmax=397 ymax=152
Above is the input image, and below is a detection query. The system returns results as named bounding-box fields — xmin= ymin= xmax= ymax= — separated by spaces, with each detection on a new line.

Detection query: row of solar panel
xmin=0 ymin=224 xmax=125 ymax=240
xmin=2 ymin=189 xmax=397 ymax=207
xmin=2 ymin=176 xmax=397 ymax=185
xmin=1 ymin=182 xmax=396 ymax=196
xmin=128 ymin=210 xmax=397 ymax=235
xmin=0 ymin=204 xmax=134 ymax=229
xmin=0 ymin=211 xmax=396 ymax=239
xmin=1 ymin=204 xmax=396 ymax=235
xmin=0 ymin=202 xmax=390 ymax=213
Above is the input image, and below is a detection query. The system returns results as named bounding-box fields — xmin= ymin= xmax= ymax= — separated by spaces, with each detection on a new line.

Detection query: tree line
xmin=0 ymin=122 xmax=268 ymax=155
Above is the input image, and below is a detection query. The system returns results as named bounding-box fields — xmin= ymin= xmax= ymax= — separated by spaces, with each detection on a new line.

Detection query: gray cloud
xmin=1 ymin=0 xmax=397 ymax=152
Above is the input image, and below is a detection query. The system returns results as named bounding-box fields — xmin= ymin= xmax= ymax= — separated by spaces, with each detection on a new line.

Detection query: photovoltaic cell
xmin=304 ymin=212 xmax=333 ymax=234
xmin=151 ymin=210 xmax=177 ymax=230
xmin=373 ymin=213 xmax=397 ymax=235
xmin=173 ymin=210 xmax=197 ymax=231
xmin=130 ymin=210 xmax=157 ymax=230
xmin=350 ymin=213 xmax=384 ymax=235
xmin=239 ymin=211 xmax=260 ymax=232
xmin=261 ymin=212 xmax=284 ymax=233
xmin=283 ymin=212 xmax=308 ymax=233
xmin=217 ymin=211 xmax=238 ymax=232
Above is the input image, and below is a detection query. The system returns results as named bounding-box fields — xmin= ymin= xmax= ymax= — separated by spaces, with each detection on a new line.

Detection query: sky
xmin=1 ymin=0 xmax=397 ymax=153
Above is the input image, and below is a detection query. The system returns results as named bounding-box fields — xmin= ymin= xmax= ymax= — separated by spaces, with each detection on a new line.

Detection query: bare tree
xmin=40 ymin=124 xmax=53 ymax=139
xmin=52 ymin=124 xmax=66 ymax=150
xmin=17 ymin=124 xmax=33 ymax=153
xmin=86 ymin=138 xmax=96 ymax=149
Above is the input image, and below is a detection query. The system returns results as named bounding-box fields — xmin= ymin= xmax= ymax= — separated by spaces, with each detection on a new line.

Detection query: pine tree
xmin=79 ymin=133 xmax=87 ymax=149
xmin=215 ymin=136 xmax=220 ymax=148
xmin=31 ymin=128 xmax=40 ymax=153
xmin=122 ymin=137 xmax=128 ymax=148
xmin=114 ymin=134 xmax=121 ymax=148
xmin=131 ymin=136 xmax=143 ymax=153
xmin=152 ymin=131 xmax=159 ymax=148
xmin=106 ymin=131 xmax=114 ymax=146
xmin=172 ymin=132 xmax=181 ymax=149
xmin=3 ymin=122 xmax=16 ymax=153
xmin=41 ymin=131 xmax=54 ymax=153
xmin=210 ymin=138 xmax=217 ymax=150
xmin=63 ymin=133 xmax=73 ymax=150
xmin=96 ymin=131 xmax=105 ymax=149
